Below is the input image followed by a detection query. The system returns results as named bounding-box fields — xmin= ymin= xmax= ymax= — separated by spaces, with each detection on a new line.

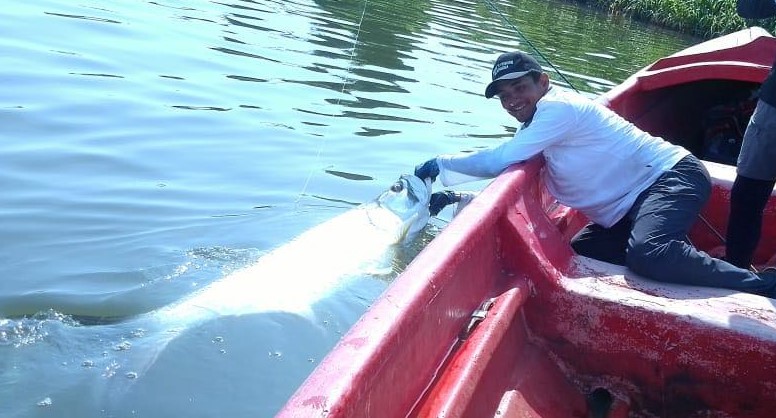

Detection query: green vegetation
xmin=580 ymin=0 xmax=776 ymax=37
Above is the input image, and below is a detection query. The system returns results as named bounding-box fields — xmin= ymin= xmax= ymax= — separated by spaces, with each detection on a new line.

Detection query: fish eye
xmin=390 ymin=182 xmax=404 ymax=192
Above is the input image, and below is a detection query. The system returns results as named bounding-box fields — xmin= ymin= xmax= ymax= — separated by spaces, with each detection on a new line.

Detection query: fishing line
xmin=295 ymin=0 xmax=369 ymax=207
xmin=481 ymin=0 xmax=580 ymax=93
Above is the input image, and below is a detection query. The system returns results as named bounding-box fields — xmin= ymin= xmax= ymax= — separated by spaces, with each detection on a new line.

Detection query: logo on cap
xmin=492 ymin=60 xmax=514 ymax=78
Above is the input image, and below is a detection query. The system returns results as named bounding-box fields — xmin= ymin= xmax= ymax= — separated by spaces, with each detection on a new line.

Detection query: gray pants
xmin=738 ymin=100 xmax=776 ymax=181
xmin=572 ymin=154 xmax=776 ymax=296
xmin=725 ymin=99 xmax=776 ymax=268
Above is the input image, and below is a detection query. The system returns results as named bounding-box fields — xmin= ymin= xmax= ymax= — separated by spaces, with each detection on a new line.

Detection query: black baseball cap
xmin=484 ymin=51 xmax=543 ymax=98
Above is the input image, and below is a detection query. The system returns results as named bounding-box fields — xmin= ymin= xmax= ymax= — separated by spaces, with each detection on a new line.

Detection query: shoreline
xmin=576 ymin=0 xmax=776 ymax=37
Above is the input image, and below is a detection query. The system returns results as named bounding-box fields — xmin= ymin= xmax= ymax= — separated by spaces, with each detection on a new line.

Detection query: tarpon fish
xmin=122 ymin=173 xmax=432 ymax=379
xmin=0 ymin=174 xmax=432 ymax=416
xmin=146 ymin=173 xmax=432 ymax=332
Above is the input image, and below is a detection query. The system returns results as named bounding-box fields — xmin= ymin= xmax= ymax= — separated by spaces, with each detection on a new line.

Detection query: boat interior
xmin=619 ymin=78 xmax=759 ymax=166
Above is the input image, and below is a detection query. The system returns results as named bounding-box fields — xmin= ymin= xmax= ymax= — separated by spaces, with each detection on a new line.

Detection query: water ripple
xmin=44 ymin=11 xmax=122 ymax=24
xmin=0 ymin=310 xmax=79 ymax=348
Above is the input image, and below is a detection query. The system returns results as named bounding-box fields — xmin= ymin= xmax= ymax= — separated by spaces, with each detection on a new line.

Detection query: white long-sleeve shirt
xmin=436 ymin=87 xmax=690 ymax=227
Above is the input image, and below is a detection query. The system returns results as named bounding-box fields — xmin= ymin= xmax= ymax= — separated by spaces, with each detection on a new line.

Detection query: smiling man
xmin=413 ymin=50 xmax=776 ymax=297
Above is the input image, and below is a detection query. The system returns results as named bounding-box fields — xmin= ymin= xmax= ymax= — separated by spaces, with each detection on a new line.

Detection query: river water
xmin=0 ymin=0 xmax=696 ymax=416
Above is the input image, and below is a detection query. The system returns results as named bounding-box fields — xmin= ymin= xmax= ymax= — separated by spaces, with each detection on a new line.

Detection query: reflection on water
xmin=0 ymin=0 xmax=695 ymax=416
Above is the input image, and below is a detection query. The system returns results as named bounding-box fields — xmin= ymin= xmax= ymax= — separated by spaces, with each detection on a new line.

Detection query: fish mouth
xmin=372 ymin=174 xmax=432 ymax=243
xmin=399 ymin=174 xmax=430 ymax=206
xmin=399 ymin=179 xmax=420 ymax=204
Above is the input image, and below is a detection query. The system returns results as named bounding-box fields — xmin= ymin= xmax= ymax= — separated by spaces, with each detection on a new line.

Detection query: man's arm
xmin=737 ymin=0 xmax=776 ymax=19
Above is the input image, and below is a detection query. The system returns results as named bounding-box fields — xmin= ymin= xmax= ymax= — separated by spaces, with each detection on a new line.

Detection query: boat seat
xmin=567 ymin=254 xmax=776 ymax=342
xmin=527 ymin=255 xmax=776 ymax=415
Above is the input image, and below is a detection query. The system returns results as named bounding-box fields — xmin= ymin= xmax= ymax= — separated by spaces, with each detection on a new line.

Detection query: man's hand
xmin=429 ymin=191 xmax=461 ymax=216
xmin=414 ymin=158 xmax=440 ymax=183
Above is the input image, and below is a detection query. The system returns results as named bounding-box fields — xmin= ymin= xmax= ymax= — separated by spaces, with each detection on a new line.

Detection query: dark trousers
xmin=726 ymin=175 xmax=776 ymax=268
xmin=571 ymin=155 xmax=776 ymax=296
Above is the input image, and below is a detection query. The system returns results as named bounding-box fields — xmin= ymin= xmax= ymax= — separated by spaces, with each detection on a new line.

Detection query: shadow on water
xmin=0 ymin=240 xmax=424 ymax=417
xmin=0 ymin=309 xmax=344 ymax=418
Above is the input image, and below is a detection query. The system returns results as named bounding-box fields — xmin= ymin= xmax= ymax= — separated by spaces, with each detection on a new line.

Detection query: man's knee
xmin=572 ymin=236 xmax=627 ymax=266
xmin=625 ymin=241 xmax=667 ymax=279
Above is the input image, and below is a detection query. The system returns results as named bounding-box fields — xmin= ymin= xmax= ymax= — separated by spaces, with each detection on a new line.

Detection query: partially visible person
xmin=415 ymin=50 xmax=776 ymax=297
xmin=725 ymin=0 xmax=776 ymax=269
xmin=737 ymin=0 xmax=776 ymax=18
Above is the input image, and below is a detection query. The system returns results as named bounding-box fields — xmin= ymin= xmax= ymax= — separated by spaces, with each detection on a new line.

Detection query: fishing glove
xmin=429 ymin=190 xmax=461 ymax=216
xmin=414 ymin=158 xmax=440 ymax=183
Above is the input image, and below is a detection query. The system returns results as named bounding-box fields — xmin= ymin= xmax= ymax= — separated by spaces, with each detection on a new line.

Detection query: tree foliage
xmin=583 ymin=0 xmax=776 ymax=37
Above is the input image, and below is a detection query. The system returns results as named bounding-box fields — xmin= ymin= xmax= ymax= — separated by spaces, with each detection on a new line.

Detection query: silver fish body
xmin=150 ymin=174 xmax=431 ymax=328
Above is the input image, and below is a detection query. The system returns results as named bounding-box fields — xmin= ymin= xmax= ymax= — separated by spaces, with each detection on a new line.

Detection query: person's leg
xmin=726 ymin=175 xmax=776 ymax=268
xmin=625 ymin=155 xmax=776 ymax=296
xmin=725 ymin=100 xmax=776 ymax=268
xmin=571 ymin=217 xmax=631 ymax=266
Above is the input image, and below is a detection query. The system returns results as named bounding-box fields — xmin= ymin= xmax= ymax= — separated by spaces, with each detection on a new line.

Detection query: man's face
xmin=496 ymin=73 xmax=549 ymax=123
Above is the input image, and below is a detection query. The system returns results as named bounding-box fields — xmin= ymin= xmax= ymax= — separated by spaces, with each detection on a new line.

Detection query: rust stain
xmin=301 ymin=395 xmax=328 ymax=409
xmin=343 ymin=336 xmax=368 ymax=349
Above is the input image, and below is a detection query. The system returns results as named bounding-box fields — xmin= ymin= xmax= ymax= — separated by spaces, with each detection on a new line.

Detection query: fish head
xmin=375 ymin=174 xmax=432 ymax=243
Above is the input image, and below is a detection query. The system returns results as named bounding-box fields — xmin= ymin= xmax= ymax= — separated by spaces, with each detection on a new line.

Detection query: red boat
xmin=278 ymin=27 xmax=776 ymax=417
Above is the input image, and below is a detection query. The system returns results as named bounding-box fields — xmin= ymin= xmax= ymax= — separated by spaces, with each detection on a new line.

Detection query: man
xmin=415 ymin=51 xmax=776 ymax=297
xmin=725 ymin=0 xmax=776 ymax=269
